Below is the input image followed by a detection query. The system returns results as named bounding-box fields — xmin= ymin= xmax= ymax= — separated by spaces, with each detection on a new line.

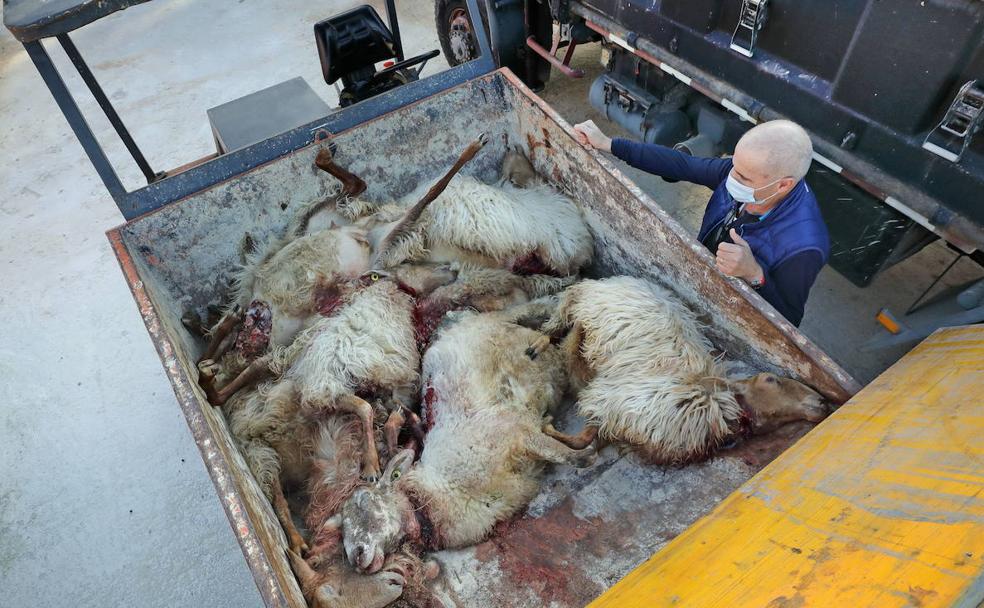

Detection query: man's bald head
xmin=735 ymin=120 xmax=813 ymax=182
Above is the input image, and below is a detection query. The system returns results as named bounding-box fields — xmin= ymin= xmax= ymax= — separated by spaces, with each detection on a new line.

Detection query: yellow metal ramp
xmin=590 ymin=325 xmax=984 ymax=608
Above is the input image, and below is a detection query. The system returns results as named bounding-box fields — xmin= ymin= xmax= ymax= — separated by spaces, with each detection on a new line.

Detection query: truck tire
xmin=435 ymin=0 xmax=490 ymax=66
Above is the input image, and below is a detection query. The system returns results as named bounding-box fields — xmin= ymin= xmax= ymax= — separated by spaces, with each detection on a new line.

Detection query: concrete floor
xmin=0 ymin=1 xmax=980 ymax=607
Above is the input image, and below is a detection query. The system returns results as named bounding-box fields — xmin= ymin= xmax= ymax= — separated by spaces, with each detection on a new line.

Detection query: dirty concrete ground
xmin=0 ymin=1 xmax=980 ymax=607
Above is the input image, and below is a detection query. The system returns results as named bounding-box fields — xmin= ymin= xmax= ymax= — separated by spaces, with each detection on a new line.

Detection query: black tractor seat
xmin=315 ymin=5 xmax=439 ymax=107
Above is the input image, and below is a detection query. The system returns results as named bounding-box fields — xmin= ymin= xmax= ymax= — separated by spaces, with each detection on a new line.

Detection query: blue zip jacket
xmin=611 ymin=137 xmax=830 ymax=326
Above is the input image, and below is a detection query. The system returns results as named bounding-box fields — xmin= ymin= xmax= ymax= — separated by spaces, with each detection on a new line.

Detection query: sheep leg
xmin=200 ymin=305 xmax=242 ymax=363
xmin=271 ymin=478 xmax=309 ymax=555
xmin=336 ymin=394 xmax=382 ymax=481
xmin=289 ymin=149 xmax=369 ymax=236
xmin=286 ymin=548 xmax=320 ymax=591
xmin=527 ymin=432 xmax=596 ymax=468
xmin=314 ymin=147 xmax=367 ymax=197
xmin=543 ymin=422 xmax=599 ymax=450
xmin=540 ymin=308 xmax=570 ymax=339
xmin=196 ymin=359 xmax=221 ymax=404
xmin=372 ymin=132 xmax=489 ymax=266
xmin=384 ymin=409 xmax=405 ymax=456
xmin=210 ymin=330 xmax=241 ymax=365
xmin=203 ymin=354 xmax=273 ymax=406
xmin=493 ymin=297 xmax=560 ymax=328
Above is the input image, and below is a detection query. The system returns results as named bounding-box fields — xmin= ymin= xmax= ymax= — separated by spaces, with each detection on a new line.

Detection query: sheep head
xmin=340 ymin=449 xmax=415 ymax=573
xmin=732 ymin=373 xmax=831 ymax=434
xmin=357 ymin=264 xmax=457 ymax=298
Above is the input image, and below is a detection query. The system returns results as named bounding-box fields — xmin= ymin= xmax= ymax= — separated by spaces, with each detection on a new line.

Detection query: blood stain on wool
xmin=233 ymin=299 xmax=272 ymax=358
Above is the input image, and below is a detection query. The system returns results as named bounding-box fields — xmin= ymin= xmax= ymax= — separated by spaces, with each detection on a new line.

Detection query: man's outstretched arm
xmin=611 ymin=138 xmax=732 ymax=189
xmin=574 ymin=120 xmax=731 ymax=188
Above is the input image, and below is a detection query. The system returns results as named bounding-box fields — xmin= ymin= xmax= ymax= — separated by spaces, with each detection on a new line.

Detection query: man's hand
xmin=716 ymin=229 xmax=764 ymax=284
xmin=573 ymin=120 xmax=612 ymax=152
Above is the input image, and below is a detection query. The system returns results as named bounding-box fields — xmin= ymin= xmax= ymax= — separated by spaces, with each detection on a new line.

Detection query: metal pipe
xmin=23 ymin=40 xmax=128 ymax=203
xmin=385 ymin=0 xmax=404 ymax=61
xmin=57 ymin=33 xmax=159 ymax=185
xmin=525 ymin=36 xmax=584 ymax=78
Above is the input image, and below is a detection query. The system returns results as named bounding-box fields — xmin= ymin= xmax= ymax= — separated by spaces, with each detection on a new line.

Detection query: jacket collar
xmin=735 ymin=179 xmax=808 ymax=232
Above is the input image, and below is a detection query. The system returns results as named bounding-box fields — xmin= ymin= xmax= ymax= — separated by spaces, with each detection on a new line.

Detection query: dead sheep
xmin=334 ymin=301 xmax=594 ymax=573
xmin=537 ymin=276 xmax=831 ymax=463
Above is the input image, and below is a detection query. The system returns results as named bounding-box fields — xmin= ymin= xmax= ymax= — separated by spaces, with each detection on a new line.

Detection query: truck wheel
xmin=436 ymin=0 xmax=490 ymax=66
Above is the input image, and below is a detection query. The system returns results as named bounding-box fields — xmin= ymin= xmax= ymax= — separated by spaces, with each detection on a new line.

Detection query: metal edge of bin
xmin=105 ymin=230 xmax=292 ymax=608
xmin=495 ymin=68 xmax=862 ymax=401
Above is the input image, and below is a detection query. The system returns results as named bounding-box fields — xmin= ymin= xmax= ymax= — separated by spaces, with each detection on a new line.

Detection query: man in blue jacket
xmin=573 ymin=118 xmax=829 ymax=327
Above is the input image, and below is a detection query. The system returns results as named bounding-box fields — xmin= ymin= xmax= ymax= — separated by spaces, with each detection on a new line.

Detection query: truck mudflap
xmin=108 ymin=68 xmax=858 ymax=607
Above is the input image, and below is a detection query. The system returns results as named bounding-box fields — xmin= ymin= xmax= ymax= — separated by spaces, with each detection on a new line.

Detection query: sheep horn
xmin=372 ymin=132 xmax=490 ymax=268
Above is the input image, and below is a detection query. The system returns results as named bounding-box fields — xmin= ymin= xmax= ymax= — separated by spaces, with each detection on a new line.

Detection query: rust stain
xmin=907 ymin=585 xmax=938 ymax=607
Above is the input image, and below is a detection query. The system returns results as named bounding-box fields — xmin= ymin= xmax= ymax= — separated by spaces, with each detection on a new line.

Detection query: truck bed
xmin=108 ymin=69 xmax=858 ymax=607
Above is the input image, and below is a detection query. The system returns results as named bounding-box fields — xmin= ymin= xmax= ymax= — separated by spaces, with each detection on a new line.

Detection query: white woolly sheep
xmin=334 ymin=301 xmax=594 ymax=573
xmin=536 ymin=276 xmax=831 ymax=463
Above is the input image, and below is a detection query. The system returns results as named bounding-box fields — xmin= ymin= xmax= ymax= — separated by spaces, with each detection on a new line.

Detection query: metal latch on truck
xmin=730 ymin=0 xmax=769 ymax=57
xmin=923 ymin=79 xmax=984 ymax=162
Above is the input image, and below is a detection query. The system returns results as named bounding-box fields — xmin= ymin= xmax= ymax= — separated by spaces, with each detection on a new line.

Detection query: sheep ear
xmin=380 ymin=449 xmax=414 ymax=489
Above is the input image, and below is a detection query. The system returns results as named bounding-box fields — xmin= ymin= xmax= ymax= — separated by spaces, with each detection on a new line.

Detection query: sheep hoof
xmin=290 ymin=537 xmax=309 ymax=557
xmin=197 ymin=359 xmax=218 ymax=381
xmin=572 ymin=446 xmax=597 ymax=469
xmin=526 ymin=335 xmax=551 ymax=360
xmin=361 ymin=465 xmax=381 ymax=483
xmin=181 ymin=310 xmax=206 ymax=337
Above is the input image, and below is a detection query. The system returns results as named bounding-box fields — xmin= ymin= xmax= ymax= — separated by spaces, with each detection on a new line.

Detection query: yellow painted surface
xmin=590 ymin=325 xmax=984 ymax=608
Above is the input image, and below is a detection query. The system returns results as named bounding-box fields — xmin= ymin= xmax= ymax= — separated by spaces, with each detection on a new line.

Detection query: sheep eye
xmin=370 ymin=273 xmax=380 ymax=281
xmin=765 ymin=375 xmax=777 ymax=384
xmin=391 ymin=469 xmax=401 ymax=480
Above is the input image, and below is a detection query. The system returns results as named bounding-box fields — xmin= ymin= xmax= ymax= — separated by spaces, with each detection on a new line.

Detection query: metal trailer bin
xmin=107 ymin=68 xmax=859 ymax=607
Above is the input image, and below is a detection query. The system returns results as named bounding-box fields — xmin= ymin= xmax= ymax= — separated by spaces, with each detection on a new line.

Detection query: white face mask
xmin=726 ymin=172 xmax=784 ymax=205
